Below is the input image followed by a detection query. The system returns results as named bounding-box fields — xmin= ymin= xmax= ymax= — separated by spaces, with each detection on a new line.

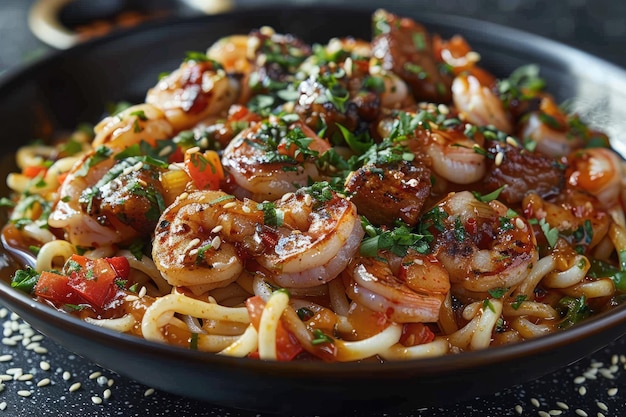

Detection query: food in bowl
xmin=3 ymin=9 xmax=625 ymax=363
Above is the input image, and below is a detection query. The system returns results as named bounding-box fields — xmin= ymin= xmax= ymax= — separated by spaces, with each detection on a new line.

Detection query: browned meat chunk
xmin=345 ymin=160 xmax=431 ymax=227
xmin=370 ymin=9 xmax=452 ymax=103
xmin=483 ymin=140 xmax=565 ymax=205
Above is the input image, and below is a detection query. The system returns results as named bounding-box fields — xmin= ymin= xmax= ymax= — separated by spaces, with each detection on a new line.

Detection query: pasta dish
xmin=3 ymin=9 xmax=625 ymax=362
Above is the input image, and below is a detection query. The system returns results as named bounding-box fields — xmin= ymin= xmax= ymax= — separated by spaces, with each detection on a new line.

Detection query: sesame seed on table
xmin=1 ymin=0 xmax=626 ymax=416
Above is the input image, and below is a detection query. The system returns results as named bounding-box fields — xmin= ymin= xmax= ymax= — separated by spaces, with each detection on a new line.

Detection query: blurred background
xmin=0 ymin=0 xmax=625 ymax=75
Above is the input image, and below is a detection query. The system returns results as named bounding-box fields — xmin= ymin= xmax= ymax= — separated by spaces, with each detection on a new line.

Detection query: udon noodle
xmin=3 ymin=9 xmax=626 ymax=362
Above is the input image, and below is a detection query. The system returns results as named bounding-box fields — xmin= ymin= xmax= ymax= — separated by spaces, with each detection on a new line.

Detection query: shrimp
xmin=452 ymin=73 xmax=512 ymax=134
xmin=145 ymin=56 xmax=241 ymax=132
xmin=221 ymin=116 xmax=330 ymax=201
xmin=256 ymin=184 xmax=365 ymax=288
xmin=48 ymin=151 xmax=167 ymax=247
xmin=398 ymin=107 xmax=488 ymax=185
xmin=566 ymin=147 xmax=623 ymax=209
xmin=93 ymin=103 xmax=174 ymax=151
xmin=206 ymin=34 xmax=252 ymax=74
xmin=152 ymin=190 xmax=263 ymax=292
xmin=344 ymin=251 xmax=450 ymax=323
xmin=429 ymin=191 xmax=538 ymax=292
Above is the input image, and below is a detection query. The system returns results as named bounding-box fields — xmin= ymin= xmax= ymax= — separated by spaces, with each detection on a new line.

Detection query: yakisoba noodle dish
xmin=3 ymin=9 xmax=626 ymax=362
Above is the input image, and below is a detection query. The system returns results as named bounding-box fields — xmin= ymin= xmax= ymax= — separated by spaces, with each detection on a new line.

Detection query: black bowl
xmin=1 ymin=5 xmax=626 ymax=415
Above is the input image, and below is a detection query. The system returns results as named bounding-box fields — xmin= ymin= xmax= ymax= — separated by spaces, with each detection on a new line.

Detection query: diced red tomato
xmin=34 ymin=271 xmax=82 ymax=304
xmin=68 ymin=258 xmax=119 ymax=308
xmin=22 ymin=165 xmax=47 ymax=179
xmin=185 ymin=150 xmax=224 ymax=190
xmin=106 ymin=256 xmax=130 ymax=280
xmin=400 ymin=323 xmax=436 ymax=347
xmin=245 ymin=296 xmax=303 ymax=361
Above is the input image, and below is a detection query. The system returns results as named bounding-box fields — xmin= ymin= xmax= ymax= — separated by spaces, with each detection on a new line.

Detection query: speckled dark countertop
xmin=0 ymin=1 xmax=626 ymax=416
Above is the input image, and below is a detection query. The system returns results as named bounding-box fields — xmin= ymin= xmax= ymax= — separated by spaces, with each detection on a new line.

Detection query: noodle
xmin=2 ymin=9 xmax=625 ymax=363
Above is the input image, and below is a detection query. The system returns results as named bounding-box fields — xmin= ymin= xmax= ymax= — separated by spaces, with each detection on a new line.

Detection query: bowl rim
xmin=1 ymin=3 xmax=626 ymax=378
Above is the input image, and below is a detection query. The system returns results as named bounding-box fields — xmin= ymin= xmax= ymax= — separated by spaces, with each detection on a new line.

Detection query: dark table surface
xmin=1 ymin=1 xmax=626 ymax=416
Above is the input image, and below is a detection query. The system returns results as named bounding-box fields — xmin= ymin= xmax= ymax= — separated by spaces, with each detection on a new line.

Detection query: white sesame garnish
xmin=91 ymin=396 xmax=103 ymax=405
xmin=37 ymin=378 xmax=51 ymax=387
xmin=185 ymin=146 xmax=200 ymax=155
xmin=281 ymin=192 xmax=294 ymax=202
xmin=494 ymin=151 xmax=504 ymax=166
xmin=211 ymin=225 xmax=223 ymax=234
xmin=514 ymin=404 xmax=523 ymax=414
xmin=579 ymin=386 xmax=587 ymax=396
xmin=531 ymin=398 xmax=540 ymax=407
xmin=515 ymin=218 xmax=525 ymax=230
xmin=574 ymin=376 xmax=586 ymax=384
xmin=0 ymin=354 xmax=12 ymax=362
xmin=242 ymin=205 xmax=251 ymax=213
xmin=138 ymin=286 xmax=147 ymax=298
xmin=2 ymin=338 xmax=17 ymax=346
xmin=17 ymin=373 xmax=33 ymax=381
xmin=211 ymin=236 xmax=222 ymax=250
xmin=549 ymin=410 xmax=563 ymax=416
xmin=158 ymin=145 xmax=173 ymax=157
xmin=17 ymin=390 xmax=31 ymax=397
xmin=103 ymin=388 xmax=112 ymax=399
xmin=304 ymin=193 xmax=313 ymax=207
xmin=0 ymin=402 xmax=6 ymax=410
xmin=89 ymin=371 xmax=102 ymax=380
xmin=33 ymin=346 xmax=48 ymax=354
xmin=607 ymin=387 xmax=618 ymax=396
xmin=62 ymin=371 xmax=71 ymax=381
xmin=556 ymin=401 xmax=569 ymax=410
xmin=538 ymin=411 xmax=550 ymax=417
xmin=144 ymin=388 xmax=155 ymax=397
xmin=575 ymin=410 xmax=588 ymax=417
xmin=69 ymin=382 xmax=81 ymax=392
xmin=596 ymin=402 xmax=608 ymax=412
xmin=222 ymin=201 xmax=237 ymax=209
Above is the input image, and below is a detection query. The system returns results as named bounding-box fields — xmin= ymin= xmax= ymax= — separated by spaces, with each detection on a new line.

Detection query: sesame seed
xmin=242 ymin=205 xmax=251 ymax=213
xmin=188 ymin=237 xmax=201 ymax=248
xmin=144 ymin=388 xmax=155 ymax=397
xmin=62 ymin=371 xmax=71 ymax=381
xmin=0 ymin=309 xmax=6 ymax=318
xmin=597 ymin=413 xmax=606 ymax=417
xmin=89 ymin=371 xmax=102 ymax=380
xmin=575 ymin=410 xmax=588 ymax=417
xmin=199 ymin=137 xmax=209 ymax=149
xmin=611 ymin=354 xmax=619 ymax=365
xmin=515 ymin=218 xmax=526 ymax=230
xmin=607 ymin=387 xmax=618 ymax=396
xmin=0 ymin=402 xmax=6 ymax=411
xmin=185 ymin=146 xmax=200 ymax=155
xmin=596 ymin=402 xmax=608 ymax=412
xmin=211 ymin=236 xmax=222 ymax=250
xmin=599 ymin=368 xmax=615 ymax=379
xmin=494 ymin=151 xmax=504 ymax=166
xmin=579 ymin=386 xmax=587 ymax=396
xmin=6 ymin=368 xmax=22 ymax=377
xmin=281 ymin=192 xmax=293 ymax=202
xmin=531 ymin=398 xmax=540 ymax=407
xmin=179 ymin=191 xmax=189 ymax=200
xmin=2 ymin=338 xmax=17 ymax=346
xmin=69 ymin=382 xmax=81 ymax=392
xmin=556 ymin=401 xmax=569 ymax=410
xmin=103 ymin=388 xmax=112 ymax=399
xmin=0 ymin=375 xmax=11 ymax=382
xmin=304 ymin=193 xmax=313 ymax=207
xmin=0 ymin=354 xmax=12 ymax=362
xmin=583 ymin=371 xmax=597 ymax=380
xmin=514 ymin=405 xmax=523 ymax=414
xmin=91 ymin=396 xmax=103 ymax=405
xmin=17 ymin=390 xmax=31 ymax=397
xmin=211 ymin=225 xmax=223 ymax=234
xmin=37 ymin=378 xmax=51 ymax=387
xmin=138 ymin=286 xmax=147 ymax=298
xmin=137 ymin=179 xmax=148 ymax=188
xmin=25 ymin=342 xmax=41 ymax=350
xmin=549 ymin=410 xmax=563 ymax=416
xmin=590 ymin=361 xmax=603 ymax=368
xmin=539 ymin=411 xmax=550 ymax=417
xmin=223 ymin=201 xmax=237 ymax=209
xmin=466 ymin=51 xmax=481 ymax=62
xmin=108 ymin=378 xmax=115 ymax=387
xmin=31 ymin=335 xmax=43 ymax=342
xmin=574 ymin=376 xmax=586 ymax=384
xmin=188 ymin=249 xmax=198 ymax=256
xmin=158 ymin=145 xmax=173 ymax=157
xmin=33 ymin=346 xmax=48 ymax=354
xmin=17 ymin=373 xmax=33 ymax=381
